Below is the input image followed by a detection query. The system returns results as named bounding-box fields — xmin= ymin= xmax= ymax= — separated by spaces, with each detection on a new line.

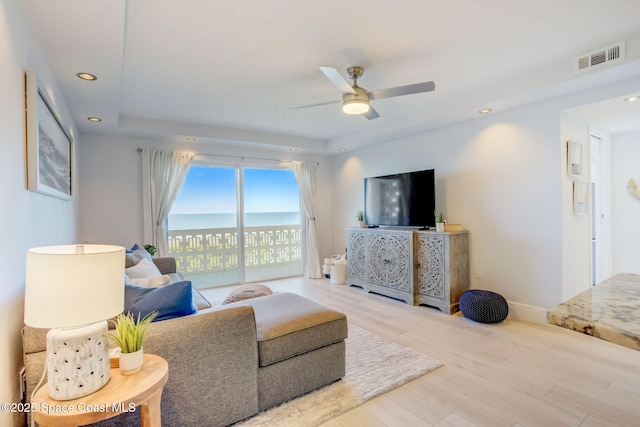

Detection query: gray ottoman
xmin=226 ymin=292 xmax=348 ymax=409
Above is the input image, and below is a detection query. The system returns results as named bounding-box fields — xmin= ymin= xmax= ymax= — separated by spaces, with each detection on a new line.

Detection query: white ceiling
xmin=20 ymin=0 xmax=640 ymax=153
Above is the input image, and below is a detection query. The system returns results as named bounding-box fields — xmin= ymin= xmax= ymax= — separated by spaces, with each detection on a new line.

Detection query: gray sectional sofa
xmin=22 ymin=258 xmax=348 ymax=426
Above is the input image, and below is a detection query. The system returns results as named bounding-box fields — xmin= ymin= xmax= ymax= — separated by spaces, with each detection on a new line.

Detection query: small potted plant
xmin=143 ymin=244 xmax=157 ymax=256
xmin=107 ymin=311 xmax=158 ymax=374
xmin=435 ymin=211 xmax=446 ymax=232
xmin=357 ymin=211 xmax=366 ymax=228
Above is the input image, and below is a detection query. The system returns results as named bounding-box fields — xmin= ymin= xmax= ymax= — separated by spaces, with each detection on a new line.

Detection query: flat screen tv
xmin=364 ymin=169 xmax=435 ymax=227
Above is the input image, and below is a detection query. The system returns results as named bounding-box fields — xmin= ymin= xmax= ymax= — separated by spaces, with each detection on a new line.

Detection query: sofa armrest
xmin=152 ymin=257 xmax=178 ymax=275
xmin=139 ymin=306 xmax=260 ymax=426
xmin=21 ymin=326 xmax=47 ymax=427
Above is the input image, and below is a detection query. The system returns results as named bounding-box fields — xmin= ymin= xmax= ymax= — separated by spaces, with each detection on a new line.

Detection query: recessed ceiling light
xmin=625 ymin=96 xmax=638 ymax=102
xmin=186 ymin=137 xmax=197 ymax=142
xmin=76 ymin=72 xmax=97 ymax=81
xmin=87 ymin=117 xmax=102 ymax=122
xmin=339 ymin=148 xmax=347 ymax=152
xmin=289 ymin=148 xmax=298 ymax=152
xmin=479 ymin=108 xmax=492 ymax=114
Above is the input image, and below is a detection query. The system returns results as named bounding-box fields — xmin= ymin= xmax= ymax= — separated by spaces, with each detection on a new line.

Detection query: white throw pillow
xmin=125 ymin=258 xmax=162 ymax=279
xmin=126 ymin=274 xmax=173 ymax=288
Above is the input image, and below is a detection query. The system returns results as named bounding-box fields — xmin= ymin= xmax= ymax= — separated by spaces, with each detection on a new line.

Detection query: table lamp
xmin=24 ymin=244 xmax=125 ymax=400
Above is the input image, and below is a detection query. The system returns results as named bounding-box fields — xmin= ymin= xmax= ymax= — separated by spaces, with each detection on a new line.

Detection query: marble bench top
xmin=547 ymin=273 xmax=640 ymax=351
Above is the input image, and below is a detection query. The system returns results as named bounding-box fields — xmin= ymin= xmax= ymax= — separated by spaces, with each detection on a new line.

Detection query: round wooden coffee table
xmin=33 ymin=354 xmax=168 ymax=427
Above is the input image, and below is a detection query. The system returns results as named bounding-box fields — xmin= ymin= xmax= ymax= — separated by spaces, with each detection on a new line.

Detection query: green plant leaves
xmin=107 ymin=311 xmax=158 ymax=354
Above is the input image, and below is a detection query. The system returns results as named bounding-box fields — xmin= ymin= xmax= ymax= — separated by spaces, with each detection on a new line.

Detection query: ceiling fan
xmin=292 ymin=66 xmax=435 ymax=120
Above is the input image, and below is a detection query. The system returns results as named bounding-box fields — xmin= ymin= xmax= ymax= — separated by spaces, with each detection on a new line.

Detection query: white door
xmin=590 ymin=133 xmax=612 ymax=285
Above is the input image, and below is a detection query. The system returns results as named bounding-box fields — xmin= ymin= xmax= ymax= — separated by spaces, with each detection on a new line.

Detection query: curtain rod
xmin=136 ymin=148 xmax=319 ymax=165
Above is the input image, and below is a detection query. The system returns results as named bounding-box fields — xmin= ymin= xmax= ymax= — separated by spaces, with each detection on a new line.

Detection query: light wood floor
xmin=200 ymin=277 xmax=640 ymax=427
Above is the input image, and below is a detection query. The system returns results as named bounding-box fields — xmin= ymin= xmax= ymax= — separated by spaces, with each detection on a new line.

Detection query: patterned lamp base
xmin=45 ymin=321 xmax=111 ymax=400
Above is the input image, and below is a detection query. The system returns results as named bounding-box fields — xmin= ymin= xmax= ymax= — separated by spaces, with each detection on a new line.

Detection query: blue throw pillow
xmin=125 ymin=243 xmax=153 ymax=268
xmin=124 ymin=280 xmax=197 ymax=322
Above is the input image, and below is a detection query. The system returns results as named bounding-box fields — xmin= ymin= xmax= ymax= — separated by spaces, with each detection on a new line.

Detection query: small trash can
xmin=330 ymin=257 xmax=347 ymax=285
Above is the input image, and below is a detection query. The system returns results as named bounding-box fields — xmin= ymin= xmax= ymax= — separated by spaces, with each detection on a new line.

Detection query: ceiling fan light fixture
xmin=342 ymin=99 xmax=370 ymax=115
xmin=341 ymin=85 xmax=371 ymax=115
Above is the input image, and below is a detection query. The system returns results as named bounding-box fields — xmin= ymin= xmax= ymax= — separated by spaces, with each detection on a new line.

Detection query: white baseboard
xmin=507 ymin=300 xmax=549 ymax=325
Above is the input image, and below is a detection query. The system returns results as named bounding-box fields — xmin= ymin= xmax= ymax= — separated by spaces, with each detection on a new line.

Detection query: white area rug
xmin=237 ymin=324 xmax=443 ymax=427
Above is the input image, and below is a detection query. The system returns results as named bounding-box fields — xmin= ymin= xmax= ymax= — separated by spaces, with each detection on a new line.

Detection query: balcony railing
xmin=168 ymin=225 xmax=302 ymax=276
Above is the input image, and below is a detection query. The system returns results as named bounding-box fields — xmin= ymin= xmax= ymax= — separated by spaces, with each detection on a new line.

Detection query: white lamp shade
xmin=25 ymin=244 xmax=125 ymax=328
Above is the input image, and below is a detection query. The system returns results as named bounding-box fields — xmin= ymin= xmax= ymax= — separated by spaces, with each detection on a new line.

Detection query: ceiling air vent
xmin=575 ymin=41 xmax=625 ymax=73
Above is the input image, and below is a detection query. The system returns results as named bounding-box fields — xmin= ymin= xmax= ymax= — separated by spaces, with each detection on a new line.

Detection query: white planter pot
xmin=358 ymin=221 xmax=366 ymax=228
xmin=436 ymin=222 xmax=446 ymax=232
xmin=119 ymin=348 xmax=144 ymax=375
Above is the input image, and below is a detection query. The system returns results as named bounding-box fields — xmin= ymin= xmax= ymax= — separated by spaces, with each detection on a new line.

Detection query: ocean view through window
xmin=168 ymin=165 xmax=302 ymax=288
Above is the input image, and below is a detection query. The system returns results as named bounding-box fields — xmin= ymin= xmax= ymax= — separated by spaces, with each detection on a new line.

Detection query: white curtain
xmin=142 ymin=149 xmax=194 ymax=257
xmin=292 ymin=161 xmax=322 ymax=279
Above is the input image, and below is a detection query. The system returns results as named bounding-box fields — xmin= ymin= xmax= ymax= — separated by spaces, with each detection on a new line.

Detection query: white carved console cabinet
xmin=346 ymin=228 xmax=469 ymax=314
xmin=346 ymin=228 xmax=414 ymax=304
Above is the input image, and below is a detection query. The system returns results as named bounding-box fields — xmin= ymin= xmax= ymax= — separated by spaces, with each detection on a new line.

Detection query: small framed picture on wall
xmin=573 ymin=181 xmax=589 ymax=215
xmin=567 ymin=140 xmax=582 ymax=178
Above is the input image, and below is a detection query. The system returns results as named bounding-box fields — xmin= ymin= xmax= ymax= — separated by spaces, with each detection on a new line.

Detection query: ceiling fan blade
xmin=319 ymin=67 xmax=357 ymax=94
xmin=364 ymin=106 xmax=380 ymax=120
xmin=368 ymin=81 xmax=435 ymax=100
xmin=287 ymin=100 xmax=340 ymax=110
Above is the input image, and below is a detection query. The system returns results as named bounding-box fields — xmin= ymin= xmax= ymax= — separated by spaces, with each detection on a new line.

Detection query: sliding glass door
xmin=168 ymin=164 xmax=302 ymax=288
xmin=243 ymin=168 xmax=302 ymax=282
xmin=168 ymin=166 xmax=241 ymax=288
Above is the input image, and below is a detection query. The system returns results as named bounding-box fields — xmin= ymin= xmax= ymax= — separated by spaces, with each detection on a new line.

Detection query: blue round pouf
xmin=459 ymin=290 xmax=508 ymax=323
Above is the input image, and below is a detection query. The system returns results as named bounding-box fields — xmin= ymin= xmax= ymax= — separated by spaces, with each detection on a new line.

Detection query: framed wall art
xmin=25 ymin=72 xmax=73 ymax=200
xmin=573 ymin=181 xmax=589 ymax=215
xmin=567 ymin=139 xmax=583 ymax=178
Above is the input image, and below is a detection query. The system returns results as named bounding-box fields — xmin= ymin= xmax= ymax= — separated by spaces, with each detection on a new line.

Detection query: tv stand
xmin=346 ymin=227 xmax=469 ymax=314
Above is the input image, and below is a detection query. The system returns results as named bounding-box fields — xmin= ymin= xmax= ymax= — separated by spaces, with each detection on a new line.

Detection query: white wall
xmin=1 ymin=1 xmax=77 ymax=425
xmin=332 ymin=105 xmax=564 ymax=315
xmin=331 ymin=74 xmax=640 ymax=321
xmin=611 ymin=130 xmax=640 ymax=274
xmin=560 ymin=114 xmax=592 ymax=300
xmin=76 ymin=134 xmax=335 ymax=263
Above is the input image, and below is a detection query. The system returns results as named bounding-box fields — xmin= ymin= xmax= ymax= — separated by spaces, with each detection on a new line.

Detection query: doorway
xmin=589 ymin=133 xmax=612 ymax=285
